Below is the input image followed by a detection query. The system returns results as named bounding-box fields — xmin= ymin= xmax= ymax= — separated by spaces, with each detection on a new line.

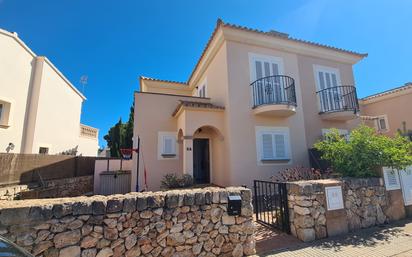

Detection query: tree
xmin=314 ymin=125 xmax=412 ymax=178
xmin=103 ymin=102 xmax=134 ymax=157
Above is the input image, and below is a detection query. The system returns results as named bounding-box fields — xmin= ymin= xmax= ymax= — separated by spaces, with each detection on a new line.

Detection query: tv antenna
xmin=80 ymin=75 xmax=88 ymax=93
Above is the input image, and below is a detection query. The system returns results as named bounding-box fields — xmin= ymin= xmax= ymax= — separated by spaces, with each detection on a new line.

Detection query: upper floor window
xmin=197 ymin=78 xmax=207 ymax=98
xmin=314 ymin=65 xmax=343 ymax=112
xmin=256 ymin=126 xmax=291 ymax=164
xmin=249 ymin=53 xmax=284 ymax=81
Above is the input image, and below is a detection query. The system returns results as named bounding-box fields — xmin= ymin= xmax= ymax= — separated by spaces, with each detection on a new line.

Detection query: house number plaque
xmin=325 ymin=186 xmax=344 ymax=211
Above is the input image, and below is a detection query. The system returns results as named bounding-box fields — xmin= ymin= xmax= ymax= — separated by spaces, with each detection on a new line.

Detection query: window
xmin=256 ymin=127 xmax=291 ymax=163
xmin=321 ymin=129 xmax=349 ymax=140
xmin=198 ymin=85 xmax=206 ymax=98
xmin=249 ymin=53 xmax=284 ymax=105
xmin=158 ymin=132 xmax=178 ymax=159
xmin=0 ymin=100 xmax=11 ymax=127
xmin=39 ymin=147 xmax=49 ymax=154
xmin=314 ymin=65 xmax=342 ymax=112
xmin=376 ymin=115 xmax=389 ymax=132
xmin=197 ymin=78 xmax=207 ymax=98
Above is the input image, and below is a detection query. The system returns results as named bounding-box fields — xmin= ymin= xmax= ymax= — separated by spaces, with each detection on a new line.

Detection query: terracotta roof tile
xmin=361 ymin=82 xmax=412 ymax=101
xmin=172 ymin=100 xmax=225 ymax=116
xmin=142 ymin=19 xmax=368 ymax=87
xmin=140 ymin=76 xmax=188 ymax=85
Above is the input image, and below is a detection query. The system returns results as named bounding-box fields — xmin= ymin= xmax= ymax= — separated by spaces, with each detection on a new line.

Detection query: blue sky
xmin=1 ymin=0 xmax=411 ymax=147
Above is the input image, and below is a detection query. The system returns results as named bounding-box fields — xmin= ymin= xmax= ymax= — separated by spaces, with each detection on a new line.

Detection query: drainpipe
xmin=21 ymin=56 xmax=45 ymax=153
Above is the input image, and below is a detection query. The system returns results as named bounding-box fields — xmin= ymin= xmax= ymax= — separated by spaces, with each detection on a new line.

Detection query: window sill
xmin=161 ymin=154 xmax=177 ymax=158
xmin=261 ymin=158 xmax=290 ymax=163
xmin=0 ymin=124 xmax=10 ymax=129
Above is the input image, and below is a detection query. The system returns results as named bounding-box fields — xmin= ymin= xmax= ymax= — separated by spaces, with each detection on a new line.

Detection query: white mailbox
xmin=325 ymin=186 xmax=344 ymax=211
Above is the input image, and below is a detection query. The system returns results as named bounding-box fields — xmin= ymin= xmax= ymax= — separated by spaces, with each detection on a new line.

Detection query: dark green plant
xmin=314 ymin=125 xmax=412 ymax=178
xmin=103 ymin=102 xmax=134 ymax=157
xmin=161 ymin=173 xmax=194 ymax=189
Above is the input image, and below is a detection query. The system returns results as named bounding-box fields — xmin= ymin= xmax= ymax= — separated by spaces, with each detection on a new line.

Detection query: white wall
xmin=32 ymin=61 xmax=84 ymax=154
xmin=78 ymin=136 xmax=99 ymax=157
xmin=0 ymin=30 xmax=99 ymax=156
xmin=0 ymin=32 xmax=34 ymax=153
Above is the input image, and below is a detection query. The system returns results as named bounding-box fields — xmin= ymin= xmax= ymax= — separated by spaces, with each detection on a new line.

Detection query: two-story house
xmin=360 ymin=83 xmax=412 ymax=139
xmin=0 ymin=28 xmax=99 ymax=156
xmin=132 ymin=20 xmax=366 ymax=191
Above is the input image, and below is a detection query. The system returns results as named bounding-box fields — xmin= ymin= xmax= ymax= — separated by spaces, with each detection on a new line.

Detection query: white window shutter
xmin=274 ymin=134 xmax=286 ymax=158
xmin=261 ymin=133 xmax=274 ymax=159
xmin=255 ymin=61 xmax=263 ymax=80
xmin=163 ymin=136 xmax=175 ymax=154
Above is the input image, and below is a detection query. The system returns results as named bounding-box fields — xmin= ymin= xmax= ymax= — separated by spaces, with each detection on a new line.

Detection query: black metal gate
xmin=253 ymin=180 xmax=290 ymax=233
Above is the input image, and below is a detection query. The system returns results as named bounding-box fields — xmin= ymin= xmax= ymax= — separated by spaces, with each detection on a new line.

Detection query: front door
xmin=193 ymin=139 xmax=210 ymax=184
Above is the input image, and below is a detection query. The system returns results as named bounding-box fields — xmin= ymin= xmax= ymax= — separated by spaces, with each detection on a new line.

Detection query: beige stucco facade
xmin=0 ymin=29 xmax=99 ymax=156
xmin=133 ymin=20 xmax=366 ymax=191
xmin=360 ymin=83 xmax=412 ymax=137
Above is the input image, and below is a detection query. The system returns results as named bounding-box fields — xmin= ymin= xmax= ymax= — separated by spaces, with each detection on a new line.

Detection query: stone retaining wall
xmin=0 ymin=187 xmax=255 ymax=257
xmin=287 ymin=178 xmax=405 ymax=242
xmin=0 ymin=176 xmax=93 ymax=200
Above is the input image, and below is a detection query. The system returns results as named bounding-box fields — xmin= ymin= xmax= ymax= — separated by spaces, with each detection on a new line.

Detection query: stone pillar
xmin=21 ymin=56 xmax=45 ymax=153
xmin=183 ymin=136 xmax=193 ymax=176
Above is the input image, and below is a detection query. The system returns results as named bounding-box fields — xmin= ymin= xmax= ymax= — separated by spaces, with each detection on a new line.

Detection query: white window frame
xmin=382 ymin=167 xmax=401 ymax=190
xmin=197 ymin=78 xmax=207 ymax=98
xmin=0 ymin=99 xmax=12 ymax=128
xmin=248 ymin=53 xmax=285 ymax=107
xmin=248 ymin=53 xmax=285 ymax=82
xmin=313 ymin=65 xmax=342 ymax=112
xmin=255 ymin=126 xmax=292 ymax=166
xmin=158 ymin=132 xmax=178 ymax=160
xmin=322 ymin=128 xmax=349 ymax=139
xmin=376 ymin=115 xmax=389 ymax=132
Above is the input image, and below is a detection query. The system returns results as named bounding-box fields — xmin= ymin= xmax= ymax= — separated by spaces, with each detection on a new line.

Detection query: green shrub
xmin=161 ymin=173 xmax=194 ymax=189
xmin=314 ymin=125 xmax=412 ymax=178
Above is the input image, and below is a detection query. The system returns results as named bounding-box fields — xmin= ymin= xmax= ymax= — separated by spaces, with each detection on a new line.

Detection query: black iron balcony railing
xmin=316 ymin=85 xmax=359 ymax=114
xmin=250 ymin=75 xmax=297 ymax=108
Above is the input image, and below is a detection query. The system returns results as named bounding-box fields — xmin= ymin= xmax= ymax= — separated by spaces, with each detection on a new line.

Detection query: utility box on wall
xmin=99 ymin=171 xmax=131 ymax=195
xmin=228 ymin=195 xmax=242 ymax=215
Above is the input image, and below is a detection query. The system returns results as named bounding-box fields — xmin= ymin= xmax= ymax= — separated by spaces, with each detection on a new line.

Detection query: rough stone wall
xmin=0 ymin=187 xmax=255 ymax=257
xmin=0 ymin=184 xmax=29 ymax=200
xmin=287 ymin=178 xmax=403 ymax=242
xmin=343 ymin=178 xmax=389 ymax=231
xmin=0 ymin=176 xmax=93 ymax=200
xmin=287 ymin=181 xmax=327 ymax=242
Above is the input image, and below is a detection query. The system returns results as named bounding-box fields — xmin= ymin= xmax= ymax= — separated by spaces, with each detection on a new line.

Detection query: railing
xmin=80 ymin=124 xmax=98 ymax=139
xmin=253 ymin=180 xmax=290 ymax=233
xmin=250 ymin=75 xmax=297 ymax=108
xmin=316 ymin=85 xmax=359 ymax=114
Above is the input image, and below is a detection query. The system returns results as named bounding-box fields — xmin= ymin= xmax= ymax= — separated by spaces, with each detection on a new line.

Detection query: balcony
xmin=250 ymin=75 xmax=297 ymax=117
xmin=316 ymin=85 xmax=359 ymax=121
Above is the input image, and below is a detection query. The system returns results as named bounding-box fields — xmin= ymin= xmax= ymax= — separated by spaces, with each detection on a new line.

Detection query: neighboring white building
xmin=0 ymin=28 xmax=99 ymax=156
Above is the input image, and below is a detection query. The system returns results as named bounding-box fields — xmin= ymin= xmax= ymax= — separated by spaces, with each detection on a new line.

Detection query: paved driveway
xmin=260 ymin=219 xmax=412 ymax=257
